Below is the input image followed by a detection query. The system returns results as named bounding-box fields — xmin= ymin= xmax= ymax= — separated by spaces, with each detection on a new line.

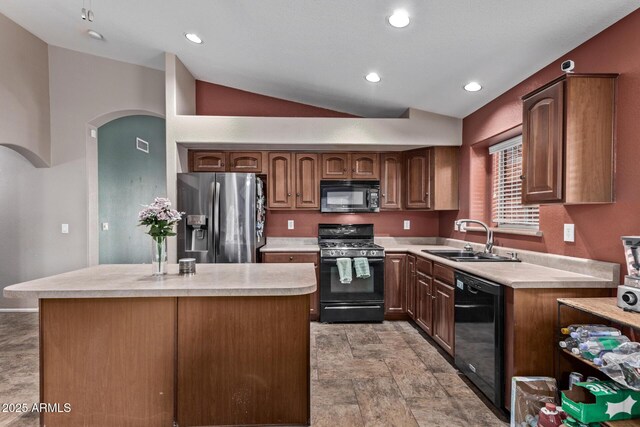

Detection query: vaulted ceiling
xmin=1 ymin=1 xmax=638 ymax=117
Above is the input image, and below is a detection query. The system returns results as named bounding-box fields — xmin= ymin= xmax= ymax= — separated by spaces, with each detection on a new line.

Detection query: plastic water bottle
xmin=561 ymin=324 xmax=607 ymax=335
xmin=569 ymin=326 xmax=621 ymax=339
xmin=611 ymin=341 xmax=640 ymax=355
xmin=593 ymin=342 xmax=640 ymax=366
xmin=525 ymin=413 xmax=538 ymax=426
xmin=577 ymin=336 xmax=630 ymax=359
xmin=559 ymin=337 xmax=581 ymax=351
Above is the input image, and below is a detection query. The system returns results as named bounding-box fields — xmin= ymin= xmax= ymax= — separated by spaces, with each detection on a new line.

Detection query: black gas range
xmin=318 ymin=224 xmax=385 ymax=323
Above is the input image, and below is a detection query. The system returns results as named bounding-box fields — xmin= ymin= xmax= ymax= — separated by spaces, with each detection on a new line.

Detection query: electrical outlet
xmin=403 ymin=220 xmax=411 ymax=230
xmin=287 ymin=220 xmax=295 ymax=230
xmin=102 ymin=222 xmax=109 ymax=231
xmin=564 ymin=224 xmax=575 ymax=242
xmin=61 ymin=224 xmax=69 ymax=234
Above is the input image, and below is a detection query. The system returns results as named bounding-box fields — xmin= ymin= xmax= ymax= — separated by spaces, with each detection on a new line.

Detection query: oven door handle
xmin=324 ymin=305 xmax=383 ymax=310
xmin=321 ymin=257 xmax=385 ymax=265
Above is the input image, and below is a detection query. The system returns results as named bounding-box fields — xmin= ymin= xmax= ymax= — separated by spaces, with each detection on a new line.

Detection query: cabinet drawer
xmin=434 ymin=263 xmax=454 ymax=285
xmin=416 ymin=258 xmax=432 ymax=276
xmin=263 ymin=252 xmax=318 ymax=264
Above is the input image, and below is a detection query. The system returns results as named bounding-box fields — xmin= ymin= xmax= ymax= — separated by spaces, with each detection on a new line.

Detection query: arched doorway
xmin=97 ymin=115 xmax=166 ymax=264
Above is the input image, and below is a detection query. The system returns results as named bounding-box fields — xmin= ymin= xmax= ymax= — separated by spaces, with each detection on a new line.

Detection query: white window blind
xmin=490 ymin=136 xmax=539 ymax=228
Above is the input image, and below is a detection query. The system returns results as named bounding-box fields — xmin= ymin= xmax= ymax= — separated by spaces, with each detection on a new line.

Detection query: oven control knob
xmin=360 ymin=250 xmax=367 ymax=256
xmin=369 ymin=250 xmax=378 ymax=256
xmin=339 ymin=250 xmax=347 ymax=256
xmin=329 ymin=250 xmax=336 ymax=256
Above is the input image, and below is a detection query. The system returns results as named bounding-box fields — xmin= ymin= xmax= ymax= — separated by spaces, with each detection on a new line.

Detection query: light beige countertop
xmin=260 ymin=237 xmax=319 ymax=252
xmin=377 ymin=240 xmax=617 ymax=289
xmin=258 ymin=236 xmax=618 ymax=289
xmin=3 ymin=264 xmax=317 ymax=299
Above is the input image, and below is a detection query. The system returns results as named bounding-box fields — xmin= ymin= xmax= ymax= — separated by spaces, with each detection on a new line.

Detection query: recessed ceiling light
xmin=388 ymin=9 xmax=410 ymax=28
xmin=365 ymin=72 xmax=381 ymax=83
xmin=185 ymin=33 xmax=203 ymax=44
xmin=87 ymin=29 xmax=104 ymax=40
xmin=464 ymin=81 xmax=482 ymax=92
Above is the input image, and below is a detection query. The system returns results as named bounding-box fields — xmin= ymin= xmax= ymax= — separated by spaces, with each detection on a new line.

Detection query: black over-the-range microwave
xmin=320 ymin=180 xmax=380 ymax=213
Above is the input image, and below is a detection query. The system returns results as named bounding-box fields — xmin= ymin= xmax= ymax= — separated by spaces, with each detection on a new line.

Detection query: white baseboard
xmin=0 ymin=308 xmax=38 ymax=313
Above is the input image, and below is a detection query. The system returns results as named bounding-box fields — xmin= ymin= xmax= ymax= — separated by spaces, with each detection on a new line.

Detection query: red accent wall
xmin=195 ymin=80 xmax=357 ymax=117
xmin=195 ymin=80 xmax=436 ymax=237
xmin=267 ymin=210 xmax=439 ymax=237
xmin=440 ymin=9 xmax=640 ymax=272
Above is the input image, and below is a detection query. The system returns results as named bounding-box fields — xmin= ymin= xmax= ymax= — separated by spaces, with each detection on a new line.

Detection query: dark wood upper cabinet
xmin=267 ymin=153 xmax=294 ymax=209
xmin=522 ymin=80 xmax=564 ymax=204
xmin=321 ymin=153 xmax=350 ymax=179
xmin=522 ymin=74 xmax=616 ymax=205
xmin=404 ymin=147 xmax=458 ymax=210
xmin=295 ymin=153 xmax=320 ymax=209
xmin=380 ymin=153 xmax=402 ymax=210
xmin=228 ymin=152 xmax=263 ymax=173
xmin=405 ymin=149 xmax=431 ymax=209
xmin=190 ymin=151 xmax=227 ymax=172
xmin=431 ymin=147 xmax=459 ymax=210
xmin=351 ymin=153 xmax=380 ymax=180
xmin=384 ymin=254 xmax=406 ymax=318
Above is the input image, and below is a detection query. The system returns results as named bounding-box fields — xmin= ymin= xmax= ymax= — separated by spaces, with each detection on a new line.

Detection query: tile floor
xmin=0 ymin=313 xmax=507 ymax=426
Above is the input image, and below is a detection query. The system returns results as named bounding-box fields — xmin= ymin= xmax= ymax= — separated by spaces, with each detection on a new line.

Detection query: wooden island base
xmin=40 ymin=295 xmax=310 ymax=427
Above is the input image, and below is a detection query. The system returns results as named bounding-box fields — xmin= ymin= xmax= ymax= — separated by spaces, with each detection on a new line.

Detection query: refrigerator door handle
xmin=207 ymin=179 xmax=216 ymax=262
xmin=214 ymin=181 xmax=221 ymax=260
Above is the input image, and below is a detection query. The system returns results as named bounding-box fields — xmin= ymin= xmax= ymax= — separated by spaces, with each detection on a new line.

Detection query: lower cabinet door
xmin=415 ymin=272 xmax=433 ymax=335
xmin=433 ymin=280 xmax=455 ymax=356
xmin=262 ymin=252 xmax=319 ymax=320
xmin=406 ymin=255 xmax=416 ymax=319
xmin=384 ymin=254 xmax=407 ymax=317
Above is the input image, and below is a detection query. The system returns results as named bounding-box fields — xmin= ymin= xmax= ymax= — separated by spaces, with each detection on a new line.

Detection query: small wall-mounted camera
xmin=561 ymin=60 xmax=575 ymax=73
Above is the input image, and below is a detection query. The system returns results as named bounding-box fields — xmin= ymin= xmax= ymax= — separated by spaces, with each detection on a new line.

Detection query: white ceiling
xmin=2 ymin=1 xmax=638 ymax=118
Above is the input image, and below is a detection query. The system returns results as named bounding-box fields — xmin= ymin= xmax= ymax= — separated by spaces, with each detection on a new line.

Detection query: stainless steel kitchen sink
xmin=422 ymin=249 xmax=520 ymax=262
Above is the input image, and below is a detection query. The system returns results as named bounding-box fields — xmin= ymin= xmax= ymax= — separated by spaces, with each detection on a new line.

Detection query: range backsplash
xmin=265 ymin=210 xmax=440 ymax=237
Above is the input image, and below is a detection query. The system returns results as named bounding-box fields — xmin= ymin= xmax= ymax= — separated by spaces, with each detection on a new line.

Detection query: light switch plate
xmin=61 ymin=224 xmax=69 ymax=234
xmin=287 ymin=220 xmax=294 ymax=230
xmin=102 ymin=222 xmax=109 ymax=231
xmin=564 ymin=224 xmax=575 ymax=242
xmin=403 ymin=220 xmax=411 ymax=230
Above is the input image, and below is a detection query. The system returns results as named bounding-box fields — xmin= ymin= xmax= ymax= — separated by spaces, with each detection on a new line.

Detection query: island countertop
xmin=3 ymin=264 xmax=317 ymax=299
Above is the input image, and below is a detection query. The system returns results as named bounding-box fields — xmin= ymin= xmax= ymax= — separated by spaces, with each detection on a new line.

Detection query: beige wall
xmin=0 ymin=13 xmax=50 ymax=167
xmin=0 ymin=46 xmax=165 ymax=309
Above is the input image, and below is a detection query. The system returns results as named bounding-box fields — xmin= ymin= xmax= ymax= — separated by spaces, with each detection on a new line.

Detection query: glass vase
xmin=151 ymin=236 xmax=168 ymax=275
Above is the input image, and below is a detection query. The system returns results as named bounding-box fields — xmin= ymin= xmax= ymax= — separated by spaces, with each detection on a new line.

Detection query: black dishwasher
xmin=454 ymin=271 xmax=504 ymax=408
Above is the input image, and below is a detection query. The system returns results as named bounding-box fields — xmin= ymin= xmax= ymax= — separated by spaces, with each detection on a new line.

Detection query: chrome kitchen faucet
xmin=455 ymin=219 xmax=494 ymax=254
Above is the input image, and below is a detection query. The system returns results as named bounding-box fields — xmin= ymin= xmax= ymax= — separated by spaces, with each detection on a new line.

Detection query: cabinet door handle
xmin=343 ymin=168 xmax=347 ymax=172
xmin=296 ymin=193 xmax=301 ymax=197
xmin=289 ymin=256 xmax=294 ymax=261
xmin=382 ymin=193 xmax=386 ymax=198
xmin=520 ymin=175 xmax=526 ymax=180
xmin=287 ymin=193 xmax=291 ymax=197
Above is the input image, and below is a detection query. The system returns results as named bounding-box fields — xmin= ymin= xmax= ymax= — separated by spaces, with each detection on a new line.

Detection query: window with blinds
xmin=489 ymin=135 xmax=539 ymax=229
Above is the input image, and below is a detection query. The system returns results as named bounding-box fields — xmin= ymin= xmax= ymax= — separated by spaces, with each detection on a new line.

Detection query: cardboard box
xmin=561 ymin=381 xmax=640 ymax=423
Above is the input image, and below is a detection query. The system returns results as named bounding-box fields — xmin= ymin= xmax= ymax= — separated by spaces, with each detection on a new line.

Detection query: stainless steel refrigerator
xmin=177 ymin=173 xmax=265 ymax=263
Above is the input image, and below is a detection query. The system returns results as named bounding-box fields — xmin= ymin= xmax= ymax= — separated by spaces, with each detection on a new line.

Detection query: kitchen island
xmin=3 ymin=264 xmax=316 ymax=427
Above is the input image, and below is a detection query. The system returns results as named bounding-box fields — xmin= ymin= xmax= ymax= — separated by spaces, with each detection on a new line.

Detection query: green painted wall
xmin=98 ymin=115 xmax=166 ymax=264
